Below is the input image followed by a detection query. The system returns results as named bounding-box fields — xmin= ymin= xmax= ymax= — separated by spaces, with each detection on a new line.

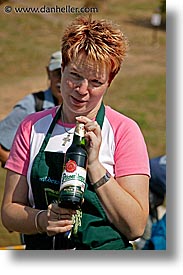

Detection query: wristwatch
xmin=92 ymin=170 xmax=111 ymax=190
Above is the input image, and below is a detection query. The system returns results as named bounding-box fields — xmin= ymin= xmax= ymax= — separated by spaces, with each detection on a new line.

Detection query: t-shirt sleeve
xmin=5 ymin=116 xmax=32 ymax=176
xmin=114 ymin=118 xmax=150 ymax=177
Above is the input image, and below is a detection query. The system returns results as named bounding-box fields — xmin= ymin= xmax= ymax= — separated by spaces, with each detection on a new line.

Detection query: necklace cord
xmin=61 ymin=104 xmax=75 ymax=135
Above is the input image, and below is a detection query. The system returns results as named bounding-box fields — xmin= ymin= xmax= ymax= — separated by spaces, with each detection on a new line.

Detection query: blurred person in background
xmin=0 ymin=51 xmax=62 ymax=168
xmin=134 ymin=155 xmax=166 ymax=250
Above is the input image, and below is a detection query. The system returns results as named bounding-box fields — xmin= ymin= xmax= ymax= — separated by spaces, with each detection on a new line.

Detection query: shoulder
xmin=104 ymin=106 xmax=150 ymax=177
xmin=42 ymin=88 xmax=52 ymax=96
xmin=20 ymin=106 xmax=58 ymax=129
xmin=104 ymin=105 xmax=146 ymax=148
xmin=105 ymin=106 xmax=141 ymax=135
xmin=15 ymin=93 xmax=35 ymax=106
xmin=17 ymin=89 xmax=48 ymax=106
xmin=12 ymin=93 xmax=36 ymax=113
xmin=14 ymin=107 xmax=58 ymax=150
xmin=32 ymin=89 xmax=51 ymax=100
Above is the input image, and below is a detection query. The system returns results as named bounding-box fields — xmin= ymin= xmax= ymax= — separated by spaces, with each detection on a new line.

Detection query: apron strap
xmin=96 ymin=102 xmax=105 ymax=129
xmin=39 ymin=106 xmax=61 ymax=152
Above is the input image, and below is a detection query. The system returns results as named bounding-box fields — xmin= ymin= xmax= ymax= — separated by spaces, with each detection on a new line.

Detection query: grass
xmin=0 ymin=167 xmax=21 ymax=247
xmin=0 ymin=0 xmax=165 ymax=247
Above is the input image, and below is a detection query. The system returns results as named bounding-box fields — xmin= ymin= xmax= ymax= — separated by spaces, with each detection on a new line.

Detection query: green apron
xmin=24 ymin=104 xmax=133 ymax=250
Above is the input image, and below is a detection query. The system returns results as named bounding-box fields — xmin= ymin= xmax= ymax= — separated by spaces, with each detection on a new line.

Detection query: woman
xmin=1 ymin=16 xmax=150 ymax=250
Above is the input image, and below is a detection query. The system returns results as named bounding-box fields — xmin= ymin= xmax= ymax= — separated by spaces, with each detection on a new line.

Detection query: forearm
xmin=96 ymin=179 xmax=148 ymax=240
xmin=2 ymin=202 xmax=75 ymax=237
xmin=2 ymin=171 xmax=74 ymax=237
xmin=1 ymin=203 xmax=46 ymax=235
xmin=88 ymin=161 xmax=149 ymax=240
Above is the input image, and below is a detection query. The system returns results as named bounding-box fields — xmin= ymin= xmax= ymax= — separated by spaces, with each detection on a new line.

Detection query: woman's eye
xmin=92 ymin=80 xmax=103 ymax=86
xmin=71 ymin=72 xmax=81 ymax=78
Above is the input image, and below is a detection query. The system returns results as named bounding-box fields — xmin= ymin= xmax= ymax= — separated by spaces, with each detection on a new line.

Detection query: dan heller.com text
xmin=13 ymin=5 xmax=99 ymax=14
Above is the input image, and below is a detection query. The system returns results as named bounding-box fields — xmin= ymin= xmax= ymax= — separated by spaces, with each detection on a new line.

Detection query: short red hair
xmin=61 ymin=16 xmax=129 ymax=83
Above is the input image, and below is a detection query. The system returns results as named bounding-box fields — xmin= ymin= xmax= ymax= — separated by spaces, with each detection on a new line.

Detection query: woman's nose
xmin=77 ymin=79 xmax=89 ymax=94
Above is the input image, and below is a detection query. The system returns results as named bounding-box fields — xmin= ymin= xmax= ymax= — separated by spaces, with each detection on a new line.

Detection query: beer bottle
xmin=58 ymin=122 xmax=88 ymax=209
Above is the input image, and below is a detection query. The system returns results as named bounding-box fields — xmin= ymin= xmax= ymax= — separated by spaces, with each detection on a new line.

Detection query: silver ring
xmin=57 ymin=214 xmax=61 ymax=220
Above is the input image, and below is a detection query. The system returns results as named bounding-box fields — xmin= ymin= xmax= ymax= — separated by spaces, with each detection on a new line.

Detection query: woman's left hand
xmin=46 ymin=203 xmax=76 ymax=236
xmin=76 ymin=116 xmax=102 ymax=166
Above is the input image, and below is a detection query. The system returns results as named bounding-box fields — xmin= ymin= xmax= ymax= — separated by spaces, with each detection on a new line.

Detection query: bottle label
xmin=60 ymin=160 xmax=86 ymax=193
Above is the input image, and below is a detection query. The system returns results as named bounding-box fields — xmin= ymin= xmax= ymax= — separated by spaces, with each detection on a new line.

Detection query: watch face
xmin=105 ymin=171 xmax=111 ymax=180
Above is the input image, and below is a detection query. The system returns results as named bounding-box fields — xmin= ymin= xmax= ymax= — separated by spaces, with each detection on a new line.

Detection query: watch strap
xmin=92 ymin=170 xmax=111 ymax=190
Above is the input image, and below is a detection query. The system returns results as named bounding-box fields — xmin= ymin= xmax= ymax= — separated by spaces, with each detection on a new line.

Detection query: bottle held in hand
xmin=58 ymin=122 xmax=88 ymax=210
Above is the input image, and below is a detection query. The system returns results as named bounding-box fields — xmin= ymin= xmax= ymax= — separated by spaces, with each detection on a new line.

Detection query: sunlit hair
xmin=61 ymin=16 xmax=129 ymax=83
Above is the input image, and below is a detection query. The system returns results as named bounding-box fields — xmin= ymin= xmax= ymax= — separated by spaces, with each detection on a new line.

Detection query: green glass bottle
xmin=58 ymin=122 xmax=88 ymax=209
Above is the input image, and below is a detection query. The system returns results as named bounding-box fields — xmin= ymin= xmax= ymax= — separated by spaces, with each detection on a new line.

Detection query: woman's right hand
xmin=39 ymin=203 xmax=76 ymax=236
xmin=75 ymin=116 xmax=102 ymax=166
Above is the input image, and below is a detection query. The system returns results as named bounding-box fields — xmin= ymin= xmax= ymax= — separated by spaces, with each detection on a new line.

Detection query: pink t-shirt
xmin=6 ymin=105 xmax=150 ymax=204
